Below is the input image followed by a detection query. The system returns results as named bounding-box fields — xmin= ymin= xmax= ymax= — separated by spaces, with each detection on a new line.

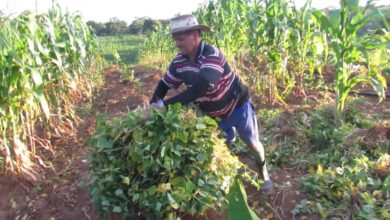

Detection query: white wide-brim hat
xmin=168 ymin=14 xmax=211 ymax=34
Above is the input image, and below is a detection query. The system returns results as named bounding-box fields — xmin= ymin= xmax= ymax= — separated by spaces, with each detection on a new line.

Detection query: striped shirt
xmin=162 ymin=41 xmax=248 ymax=118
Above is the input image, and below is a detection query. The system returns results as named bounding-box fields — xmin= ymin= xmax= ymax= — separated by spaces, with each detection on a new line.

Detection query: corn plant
xmin=113 ymin=50 xmax=121 ymax=66
xmin=288 ymin=0 xmax=328 ymax=92
xmin=313 ymin=0 xmax=388 ymax=125
xmin=195 ymin=0 xmax=326 ymax=103
xmin=261 ymin=0 xmax=297 ymax=103
xmin=196 ymin=0 xmax=248 ymax=61
xmin=138 ymin=24 xmax=176 ymax=72
xmin=0 ymin=5 xmax=100 ymax=181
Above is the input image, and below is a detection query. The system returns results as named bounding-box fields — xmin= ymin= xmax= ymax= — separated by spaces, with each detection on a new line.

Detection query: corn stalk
xmin=195 ymin=0 xmax=326 ymax=104
xmin=289 ymin=0 xmax=328 ymax=93
xmin=313 ymin=0 xmax=388 ymax=125
xmin=0 ymin=4 xmax=100 ymax=181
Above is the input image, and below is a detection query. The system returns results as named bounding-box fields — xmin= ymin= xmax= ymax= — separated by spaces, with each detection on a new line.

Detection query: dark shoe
xmin=260 ymin=179 xmax=273 ymax=192
xmin=226 ymin=142 xmax=237 ymax=151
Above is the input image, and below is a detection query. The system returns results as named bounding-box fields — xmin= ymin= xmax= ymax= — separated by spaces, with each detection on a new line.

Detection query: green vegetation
xmin=89 ymin=104 xmax=261 ymax=218
xmin=91 ymin=0 xmax=389 ymax=218
xmin=313 ymin=0 xmax=388 ymax=124
xmin=87 ymin=17 xmax=168 ymax=36
xmin=259 ymin=99 xmax=389 ymax=219
xmin=1 ymin=0 xmax=387 ymax=219
xmin=140 ymin=0 xmax=389 ymax=125
xmin=0 ymin=5 xmax=101 ymax=180
xmin=299 ymin=155 xmax=389 ymax=219
xmin=194 ymin=0 xmax=329 ymax=103
xmin=97 ymin=34 xmax=144 ymax=66
xmin=138 ymin=24 xmax=176 ymax=71
xmin=134 ymin=2 xmax=389 ymax=217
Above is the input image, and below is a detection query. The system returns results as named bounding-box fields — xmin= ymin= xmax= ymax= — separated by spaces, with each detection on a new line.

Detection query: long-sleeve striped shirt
xmin=155 ymin=41 xmax=249 ymax=118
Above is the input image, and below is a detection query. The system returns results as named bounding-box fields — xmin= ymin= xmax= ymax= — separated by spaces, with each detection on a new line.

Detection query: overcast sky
xmin=1 ymin=0 xmax=389 ymax=23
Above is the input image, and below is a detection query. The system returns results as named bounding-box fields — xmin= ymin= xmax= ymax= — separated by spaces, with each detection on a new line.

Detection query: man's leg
xmin=234 ymin=100 xmax=273 ymax=191
xmin=224 ymin=127 xmax=237 ymax=144
xmin=249 ymin=142 xmax=271 ymax=182
xmin=218 ymin=116 xmax=237 ymax=145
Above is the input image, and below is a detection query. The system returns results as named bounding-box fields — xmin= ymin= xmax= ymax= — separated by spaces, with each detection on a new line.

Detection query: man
xmin=150 ymin=14 xmax=272 ymax=191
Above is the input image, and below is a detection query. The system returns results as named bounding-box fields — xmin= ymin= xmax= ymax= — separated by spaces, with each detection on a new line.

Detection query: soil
xmin=1 ymin=65 xmax=387 ymax=220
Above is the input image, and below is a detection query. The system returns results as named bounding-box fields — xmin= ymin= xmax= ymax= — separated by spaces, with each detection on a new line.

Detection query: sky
xmin=1 ymin=0 xmax=389 ymax=24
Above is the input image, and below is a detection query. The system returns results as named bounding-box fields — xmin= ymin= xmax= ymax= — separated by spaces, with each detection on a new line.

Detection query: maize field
xmin=0 ymin=0 xmax=389 ymax=219
xmin=0 ymin=4 xmax=101 ymax=181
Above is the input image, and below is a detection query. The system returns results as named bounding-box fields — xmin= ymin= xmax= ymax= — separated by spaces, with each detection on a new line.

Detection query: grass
xmin=97 ymin=34 xmax=145 ymax=66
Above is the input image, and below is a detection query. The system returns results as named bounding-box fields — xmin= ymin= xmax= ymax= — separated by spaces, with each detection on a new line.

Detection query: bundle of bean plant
xmin=89 ymin=104 xmax=243 ymax=219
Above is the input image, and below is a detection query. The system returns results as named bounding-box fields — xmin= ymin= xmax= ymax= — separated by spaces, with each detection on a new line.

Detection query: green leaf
xmin=97 ymin=137 xmax=113 ymax=149
xmin=198 ymin=179 xmax=205 ymax=187
xmin=196 ymin=153 xmax=206 ymax=162
xmin=362 ymin=204 xmax=372 ymax=213
xmin=113 ymin=206 xmax=122 ymax=213
xmin=382 ymin=210 xmax=390 ymax=219
xmin=369 ymin=74 xmax=386 ymax=101
xmin=115 ymin=189 xmax=124 ymax=196
xmin=156 ymin=202 xmax=162 ymax=211
xmin=161 ymin=146 xmax=166 ymax=158
xmin=104 ymin=175 xmax=114 ymax=182
xmin=30 ymin=68 xmax=43 ymax=86
xmin=36 ymin=93 xmax=50 ymax=119
xmin=132 ymin=193 xmax=139 ymax=201
xmin=228 ymin=178 xmax=260 ymax=220
xmin=122 ymin=176 xmax=130 ymax=185
xmin=167 ymin=193 xmax=179 ymax=209
xmin=185 ymin=180 xmax=196 ymax=193
xmin=148 ymin=186 xmax=156 ymax=195
xmin=171 ymin=177 xmax=186 ymax=188
xmin=346 ymin=0 xmax=359 ymax=12
xmin=101 ymin=200 xmax=110 ymax=207
xmin=312 ymin=10 xmax=334 ymax=36
xmin=196 ymin=123 xmax=206 ymax=130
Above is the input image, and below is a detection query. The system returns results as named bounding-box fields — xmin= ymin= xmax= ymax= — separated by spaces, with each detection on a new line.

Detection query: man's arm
xmin=150 ymin=61 xmax=183 ymax=104
xmin=164 ymin=51 xmax=226 ymax=106
xmin=150 ymin=80 xmax=170 ymax=104
xmin=164 ymin=75 xmax=209 ymax=106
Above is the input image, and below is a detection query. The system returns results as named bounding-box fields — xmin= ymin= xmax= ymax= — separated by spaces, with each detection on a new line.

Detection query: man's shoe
xmin=260 ymin=179 xmax=273 ymax=192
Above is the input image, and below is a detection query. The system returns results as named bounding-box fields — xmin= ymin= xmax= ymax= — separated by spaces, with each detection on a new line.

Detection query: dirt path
xmin=0 ymin=66 xmax=319 ymax=220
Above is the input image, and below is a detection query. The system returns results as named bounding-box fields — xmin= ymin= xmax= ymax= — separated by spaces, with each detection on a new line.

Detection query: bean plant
xmin=89 ymin=104 xmax=262 ymax=219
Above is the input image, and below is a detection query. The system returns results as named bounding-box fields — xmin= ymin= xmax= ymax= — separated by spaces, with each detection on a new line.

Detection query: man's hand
xmin=151 ymin=99 xmax=164 ymax=109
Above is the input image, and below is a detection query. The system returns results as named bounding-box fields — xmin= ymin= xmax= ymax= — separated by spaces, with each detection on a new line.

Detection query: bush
xmin=88 ymin=104 xmax=242 ymax=219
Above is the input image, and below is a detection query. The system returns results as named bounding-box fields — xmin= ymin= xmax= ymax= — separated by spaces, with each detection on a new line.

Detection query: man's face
xmin=172 ymin=30 xmax=198 ymax=56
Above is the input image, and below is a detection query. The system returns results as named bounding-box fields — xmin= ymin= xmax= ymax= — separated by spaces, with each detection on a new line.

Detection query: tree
xmin=128 ymin=17 xmax=168 ymax=35
xmin=143 ymin=18 xmax=158 ymax=34
xmin=105 ymin=17 xmax=128 ymax=35
xmin=128 ymin=18 xmax=144 ymax=34
xmin=86 ymin=21 xmax=106 ymax=35
xmin=86 ymin=17 xmax=169 ymax=36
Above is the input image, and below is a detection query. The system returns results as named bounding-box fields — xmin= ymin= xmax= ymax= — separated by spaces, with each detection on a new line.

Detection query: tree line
xmin=87 ymin=17 xmax=168 ymax=36
xmin=87 ymin=6 xmax=389 ymax=37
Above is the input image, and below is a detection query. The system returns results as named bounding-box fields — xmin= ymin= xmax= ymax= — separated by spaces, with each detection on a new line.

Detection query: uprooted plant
xmin=89 ymin=104 xmax=262 ymax=219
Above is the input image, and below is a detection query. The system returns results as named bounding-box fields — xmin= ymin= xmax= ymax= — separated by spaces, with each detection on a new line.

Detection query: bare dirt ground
xmin=2 ymin=65 xmax=388 ymax=220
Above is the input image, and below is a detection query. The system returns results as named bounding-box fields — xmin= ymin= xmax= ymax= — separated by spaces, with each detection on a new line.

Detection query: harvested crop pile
xmin=88 ymin=104 xmax=243 ymax=219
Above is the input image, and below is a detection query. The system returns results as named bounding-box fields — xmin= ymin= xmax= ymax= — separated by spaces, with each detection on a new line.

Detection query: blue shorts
xmin=218 ymin=99 xmax=260 ymax=146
